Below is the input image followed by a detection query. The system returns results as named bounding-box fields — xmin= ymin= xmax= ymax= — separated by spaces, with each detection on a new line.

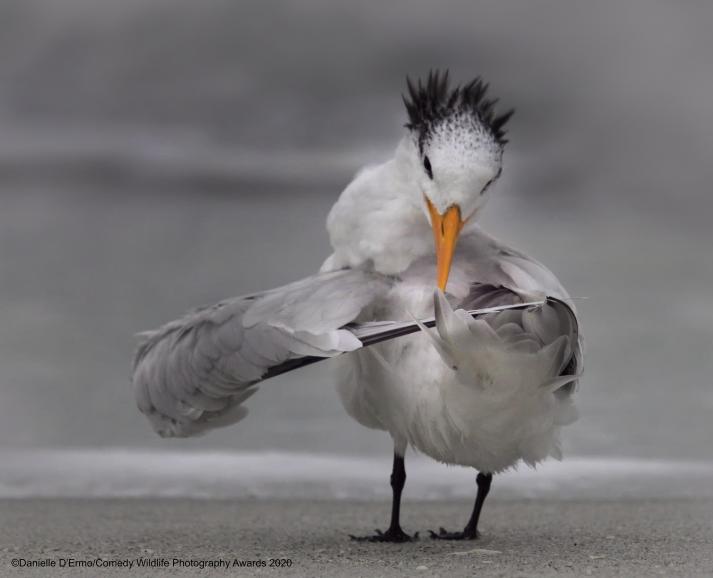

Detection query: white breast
xmin=333 ymin=236 xmax=579 ymax=473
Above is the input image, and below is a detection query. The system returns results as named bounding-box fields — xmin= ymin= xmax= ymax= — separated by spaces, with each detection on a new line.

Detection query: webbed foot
xmin=428 ymin=526 xmax=480 ymax=541
xmin=350 ymin=527 xmax=419 ymax=543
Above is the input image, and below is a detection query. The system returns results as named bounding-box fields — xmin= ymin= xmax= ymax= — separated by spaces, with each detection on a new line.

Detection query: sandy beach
xmin=2 ymin=498 xmax=712 ymax=577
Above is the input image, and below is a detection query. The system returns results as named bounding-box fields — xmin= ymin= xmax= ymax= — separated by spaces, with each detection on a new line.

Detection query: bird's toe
xmin=350 ymin=527 xmax=418 ymax=543
xmin=428 ymin=527 xmax=480 ymax=541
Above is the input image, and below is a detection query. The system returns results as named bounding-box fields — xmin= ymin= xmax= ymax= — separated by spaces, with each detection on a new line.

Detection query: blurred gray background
xmin=1 ymin=0 xmax=711 ymax=462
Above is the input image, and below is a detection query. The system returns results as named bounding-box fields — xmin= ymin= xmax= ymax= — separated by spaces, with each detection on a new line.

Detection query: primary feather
xmin=132 ymin=269 xmax=390 ymax=437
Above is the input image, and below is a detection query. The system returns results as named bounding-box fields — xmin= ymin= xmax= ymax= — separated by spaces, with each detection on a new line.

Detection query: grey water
xmin=0 ymin=0 xmax=712 ymax=474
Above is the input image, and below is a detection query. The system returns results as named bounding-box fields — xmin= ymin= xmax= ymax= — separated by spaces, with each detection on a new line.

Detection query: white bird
xmin=132 ymin=71 xmax=582 ymax=542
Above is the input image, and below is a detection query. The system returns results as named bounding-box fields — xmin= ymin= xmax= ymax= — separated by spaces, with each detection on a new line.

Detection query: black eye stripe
xmin=481 ymin=167 xmax=502 ymax=194
xmin=423 ymin=156 xmax=433 ymax=179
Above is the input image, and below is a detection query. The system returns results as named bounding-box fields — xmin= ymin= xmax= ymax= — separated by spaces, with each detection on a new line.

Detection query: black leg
xmin=430 ymin=472 xmax=493 ymax=540
xmin=350 ymin=453 xmax=417 ymax=542
xmin=388 ymin=453 xmax=406 ymax=532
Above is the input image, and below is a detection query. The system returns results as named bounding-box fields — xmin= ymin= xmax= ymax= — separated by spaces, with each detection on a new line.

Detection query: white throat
xmin=322 ymin=139 xmax=434 ymax=275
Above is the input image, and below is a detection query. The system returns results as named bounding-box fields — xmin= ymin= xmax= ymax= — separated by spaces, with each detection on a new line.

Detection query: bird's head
xmin=403 ymin=71 xmax=513 ymax=290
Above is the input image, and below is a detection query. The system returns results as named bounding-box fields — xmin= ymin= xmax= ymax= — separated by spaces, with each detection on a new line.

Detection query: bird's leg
xmin=350 ymin=452 xmax=417 ymax=543
xmin=430 ymin=472 xmax=492 ymax=540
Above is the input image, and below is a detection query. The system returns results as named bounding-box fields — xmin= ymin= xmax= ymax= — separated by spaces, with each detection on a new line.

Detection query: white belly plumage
xmin=335 ymin=265 xmax=579 ymax=474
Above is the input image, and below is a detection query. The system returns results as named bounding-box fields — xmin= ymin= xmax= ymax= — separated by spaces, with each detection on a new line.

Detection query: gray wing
xmin=455 ymin=233 xmax=584 ymax=395
xmin=457 ymin=283 xmax=582 ymax=396
xmin=132 ymin=269 xmax=390 ymax=438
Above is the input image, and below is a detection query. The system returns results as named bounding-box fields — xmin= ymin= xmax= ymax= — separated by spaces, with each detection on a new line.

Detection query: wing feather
xmin=458 ymin=283 xmax=582 ymax=395
xmin=132 ymin=269 xmax=389 ymax=437
xmin=456 ymin=229 xmax=584 ymax=391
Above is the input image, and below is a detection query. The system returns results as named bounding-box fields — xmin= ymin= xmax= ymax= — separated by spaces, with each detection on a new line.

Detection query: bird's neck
xmin=322 ymin=139 xmax=434 ymax=275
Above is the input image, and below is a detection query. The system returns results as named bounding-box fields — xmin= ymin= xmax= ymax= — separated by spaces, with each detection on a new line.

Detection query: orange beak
xmin=425 ymin=196 xmax=465 ymax=291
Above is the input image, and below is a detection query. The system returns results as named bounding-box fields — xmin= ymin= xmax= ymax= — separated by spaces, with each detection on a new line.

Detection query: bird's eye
xmin=423 ymin=156 xmax=433 ymax=179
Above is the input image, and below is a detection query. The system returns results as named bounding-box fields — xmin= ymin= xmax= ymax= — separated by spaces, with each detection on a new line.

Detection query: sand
xmin=1 ymin=498 xmax=712 ymax=577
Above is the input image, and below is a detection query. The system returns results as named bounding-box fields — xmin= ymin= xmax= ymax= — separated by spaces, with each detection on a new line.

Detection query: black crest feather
xmin=403 ymin=70 xmax=514 ymax=149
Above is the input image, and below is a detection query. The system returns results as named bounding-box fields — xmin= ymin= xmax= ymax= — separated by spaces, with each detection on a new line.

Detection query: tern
xmin=132 ymin=71 xmax=582 ymax=542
